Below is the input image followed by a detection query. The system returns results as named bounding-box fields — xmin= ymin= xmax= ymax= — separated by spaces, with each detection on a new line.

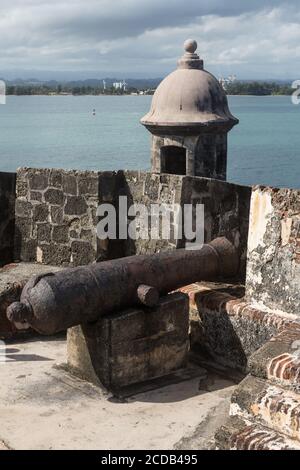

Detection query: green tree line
xmin=4 ymin=81 xmax=293 ymax=96
xmin=225 ymin=81 xmax=293 ymax=96
xmin=5 ymin=85 xmax=150 ymax=96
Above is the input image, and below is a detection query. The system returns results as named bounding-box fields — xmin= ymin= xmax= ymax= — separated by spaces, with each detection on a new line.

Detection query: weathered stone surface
xmin=62 ymin=174 xmax=77 ymax=195
xmin=180 ymin=282 xmax=298 ymax=377
xmin=215 ymin=415 xmax=300 ymax=450
xmin=0 ymin=172 xmax=16 ymax=266
xmin=78 ymin=176 xmax=98 ymax=195
xmin=14 ymin=217 xmax=31 ymax=241
xmin=179 ymin=282 xmax=290 ymax=372
xmin=15 ymin=199 xmax=32 ymax=218
xmin=38 ymin=243 xmax=71 ymax=266
xmin=181 ymin=177 xmax=251 ymax=280
xmin=64 ymin=196 xmax=88 ymax=216
xmin=19 ymin=239 xmax=37 ymax=263
xmin=33 ymin=204 xmax=49 ymax=222
xmin=71 ymin=240 xmax=96 ymax=266
xmin=214 ymin=320 xmax=300 ymax=450
xmin=44 ymin=188 xmax=64 ymax=205
xmin=50 ymin=170 xmax=63 ymax=188
xmin=50 ymin=205 xmax=64 ymax=224
xmin=14 ymin=169 xmax=99 ymax=266
xmin=80 ymin=229 xmax=93 ymax=243
xmin=29 ymin=172 xmax=49 ymax=190
xmin=13 ymin=168 xmax=251 ymax=270
xmin=16 ymin=178 xmax=28 ymax=198
xmin=230 ymin=374 xmax=300 ymax=442
xmin=67 ymin=293 xmax=189 ymax=390
xmin=249 ymin=323 xmax=300 ymax=389
xmin=246 ymin=186 xmax=300 ymax=315
xmin=37 ymin=224 xmax=51 ymax=243
xmin=69 ymin=230 xmax=79 ymax=239
xmin=143 ymin=173 xmax=160 ymax=200
xmin=52 ymin=225 xmax=69 ymax=244
xmin=30 ymin=191 xmax=43 ymax=202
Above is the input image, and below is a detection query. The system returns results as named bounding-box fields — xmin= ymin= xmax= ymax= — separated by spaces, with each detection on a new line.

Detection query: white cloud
xmin=0 ymin=1 xmax=299 ymax=78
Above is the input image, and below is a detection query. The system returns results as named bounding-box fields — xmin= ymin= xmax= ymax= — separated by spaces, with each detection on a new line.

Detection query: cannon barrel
xmin=7 ymin=237 xmax=238 ymax=335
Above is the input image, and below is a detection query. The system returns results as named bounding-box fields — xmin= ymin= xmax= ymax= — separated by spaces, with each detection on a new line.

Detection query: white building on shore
xmin=113 ymin=80 xmax=127 ymax=91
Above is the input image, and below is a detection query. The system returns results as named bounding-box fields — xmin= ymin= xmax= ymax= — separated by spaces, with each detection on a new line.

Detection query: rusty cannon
xmin=7 ymin=237 xmax=238 ymax=336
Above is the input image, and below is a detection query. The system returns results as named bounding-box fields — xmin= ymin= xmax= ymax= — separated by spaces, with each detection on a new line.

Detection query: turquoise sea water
xmin=0 ymin=95 xmax=299 ymax=189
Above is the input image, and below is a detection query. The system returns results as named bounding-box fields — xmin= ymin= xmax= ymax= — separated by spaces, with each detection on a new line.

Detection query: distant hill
xmin=1 ymin=77 xmax=163 ymax=90
xmin=2 ymin=77 xmax=295 ymax=97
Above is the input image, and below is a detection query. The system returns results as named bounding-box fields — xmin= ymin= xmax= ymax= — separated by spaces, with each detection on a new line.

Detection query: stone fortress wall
xmin=246 ymin=185 xmax=300 ymax=315
xmin=14 ymin=168 xmax=99 ymax=267
xmin=1 ymin=168 xmax=299 ymax=316
xmin=5 ymin=167 xmax=250 ymax=277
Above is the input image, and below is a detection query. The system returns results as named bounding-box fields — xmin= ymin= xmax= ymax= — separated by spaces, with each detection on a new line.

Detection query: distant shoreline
xmin=5 ymin=93 xmax=292 ymax=97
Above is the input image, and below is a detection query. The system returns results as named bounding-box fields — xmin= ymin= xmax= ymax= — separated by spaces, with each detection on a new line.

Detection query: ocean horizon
xmin=0 ymin=94 xmax=299 ymax=189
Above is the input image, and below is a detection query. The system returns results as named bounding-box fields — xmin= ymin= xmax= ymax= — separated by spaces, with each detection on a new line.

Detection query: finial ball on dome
xmin=184 ymin=39 xmax=197 ymax=54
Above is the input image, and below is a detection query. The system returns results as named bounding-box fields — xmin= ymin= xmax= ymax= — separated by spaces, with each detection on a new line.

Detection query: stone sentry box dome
xmin=141 ymin=39 xmax=238 ymax=180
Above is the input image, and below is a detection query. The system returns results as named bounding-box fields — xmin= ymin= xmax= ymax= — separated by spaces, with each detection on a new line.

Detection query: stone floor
xmin=0 ymin=336 xmax=236 ymax=450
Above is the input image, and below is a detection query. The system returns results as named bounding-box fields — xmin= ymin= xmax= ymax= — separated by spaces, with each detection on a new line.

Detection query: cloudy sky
xmin=0 ymin=0 xmax=299 ymax=79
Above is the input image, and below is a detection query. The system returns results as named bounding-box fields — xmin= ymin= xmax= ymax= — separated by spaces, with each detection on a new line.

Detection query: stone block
xmin=38 ymin=243 xmax=71 ymax=266
xmin=215 ymin=415 xmax=300 ymax=450
xmin=62 ymin=174 xmax=77 ymax=195
xmin=64 ymin=196 xmax=88 ymax=216
xmin=52 ymin=225 xmax=69 ymax=244
xmin=29 ymin=172 xmax=49 ymax=190
xmin=69 ymin=230 xmax=79 ymax=239
xmin=19 ymin=239 xmax=37 ymax=262
xmin=230 ymin=374 xmax=300 ymax=442
xmin=249 ymin=323 xmax=300 ymax=389
xmin=44 ymin=188 xmax=64 ymax=205
xmin=15 ymin=199 xmax=32 ymax=218
xmin=80 ymin=229 xmax=93 ymax=243
xmin=50 ymin=206 xmax=64 ymax=224
xmin=181 ymin=283 xmax=271 ymax=372
xmin=71 ymin=240 xmax=96 ymax=266
xmin=78 ymin=176 xmax=98 ymax=196
xmin=33 ymin=204 xmax=49 ymax=222
xmin=16 ymin=179 xmax=28 ymax=198
xmin=37 ymin=224 xmax=52 ymax=242
xmin=50 ymin=170 xmax=63 ymax=188
xmin=67 ymin=293 xmax=189 ymax=391
xmin=246 ymin=186 xmax=300 ymax=315
xmin=143 ymin=173 xmax=159 ymax=200
xmin=30 ymin=191 xmax=43 ymax=202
